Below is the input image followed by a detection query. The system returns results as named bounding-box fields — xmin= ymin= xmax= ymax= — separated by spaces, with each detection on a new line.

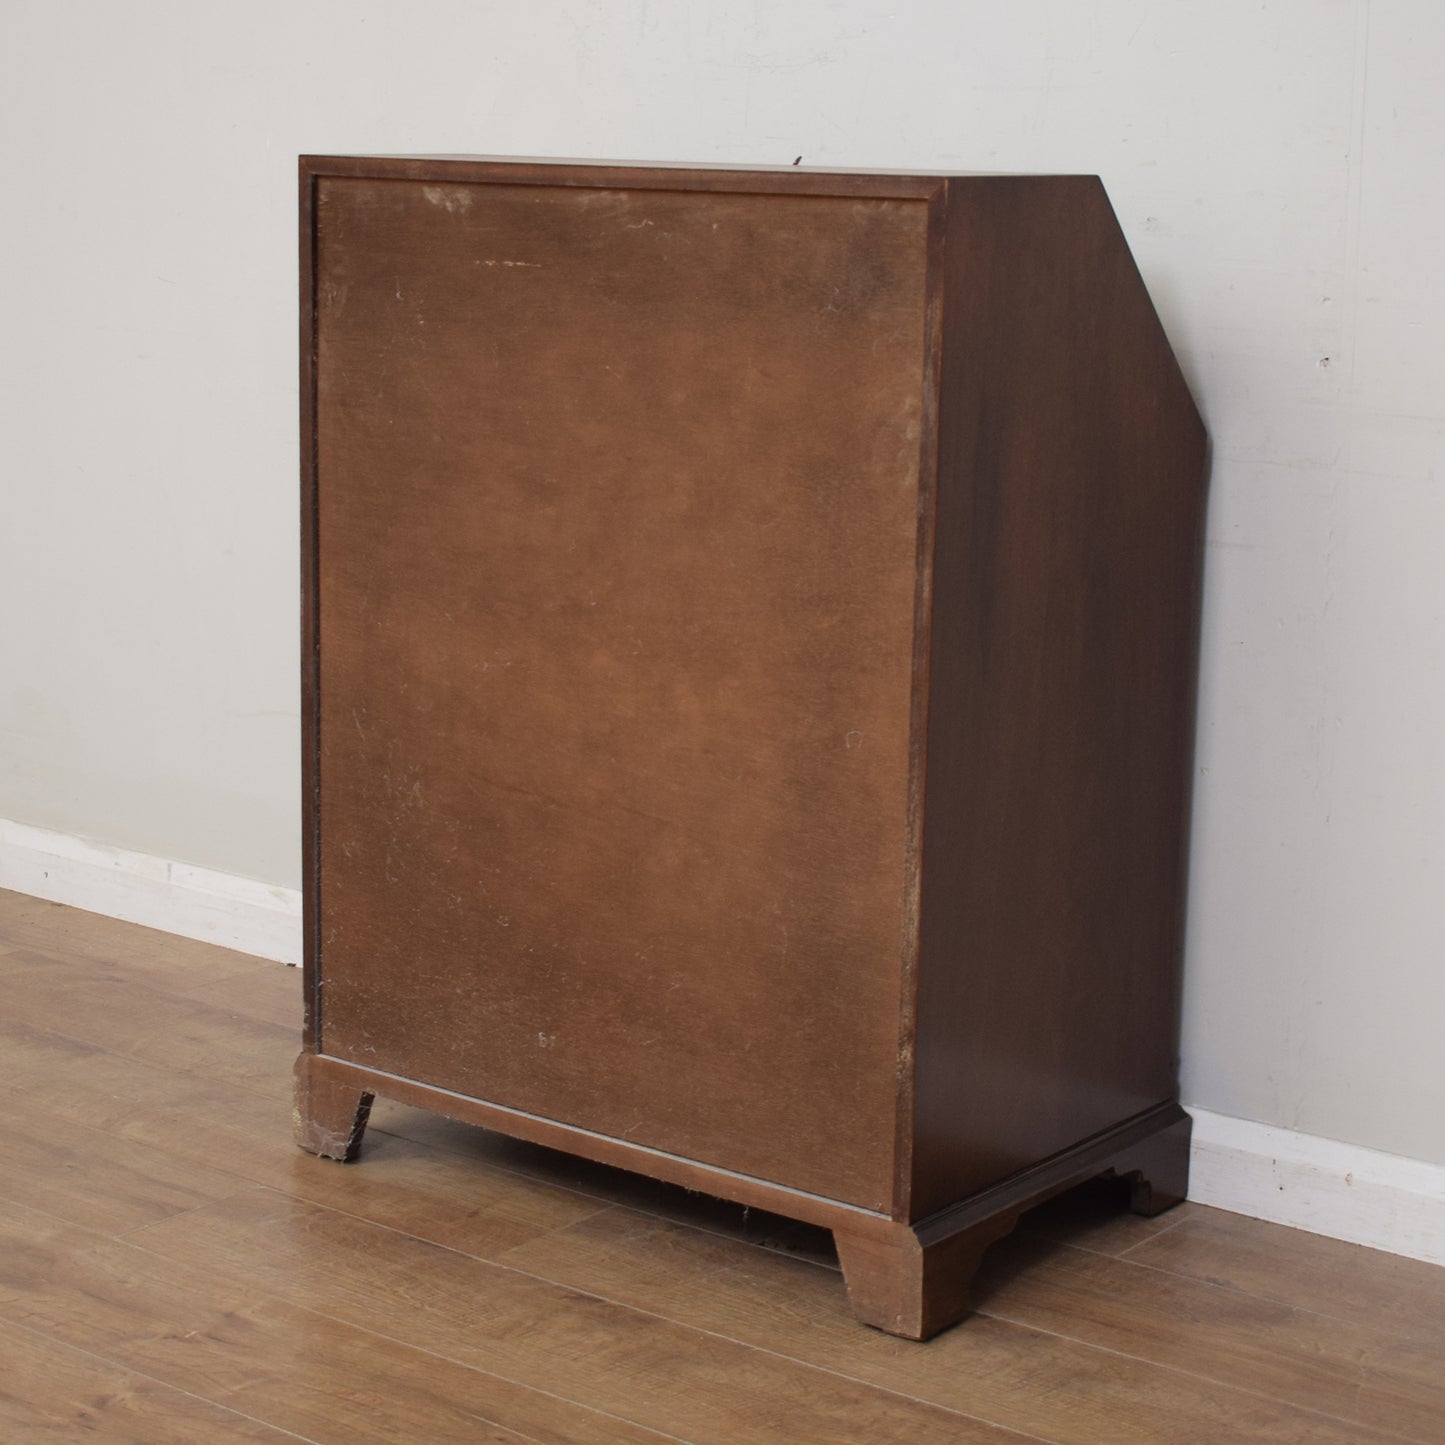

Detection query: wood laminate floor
xmin=2 ymin=887 xmax=1442 ymax=1443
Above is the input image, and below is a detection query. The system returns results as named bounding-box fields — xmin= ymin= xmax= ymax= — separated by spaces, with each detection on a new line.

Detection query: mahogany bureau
xmin=294 ymin=155 xmax=1207 ymax=1339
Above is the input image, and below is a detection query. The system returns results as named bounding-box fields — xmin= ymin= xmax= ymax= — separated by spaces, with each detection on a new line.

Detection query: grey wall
xmin=3 ymin=0 xmax=1442 ymax=1166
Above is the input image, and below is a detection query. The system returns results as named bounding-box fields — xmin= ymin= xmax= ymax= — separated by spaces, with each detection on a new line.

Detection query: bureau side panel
xmin=311 ymin=175 xmax=928 ymax=1211
xmin=910 ymin=177 xmax=1208 ymax=1218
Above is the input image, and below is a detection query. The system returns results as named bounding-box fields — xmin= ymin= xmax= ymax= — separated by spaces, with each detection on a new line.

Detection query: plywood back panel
xmin=311 ymin=174 xmax=930 ymax=1209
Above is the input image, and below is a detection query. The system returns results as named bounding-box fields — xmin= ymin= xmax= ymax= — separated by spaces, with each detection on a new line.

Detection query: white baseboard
xmin=1186 ymin=1106 xmax=1445 ymax=1268
xmin=0 ymin=818 xmax=302 ymax=965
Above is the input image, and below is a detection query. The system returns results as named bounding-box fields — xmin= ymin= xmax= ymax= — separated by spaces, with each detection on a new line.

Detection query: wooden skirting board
xmin=3 ymin=816 xmax=1441 ymax=1270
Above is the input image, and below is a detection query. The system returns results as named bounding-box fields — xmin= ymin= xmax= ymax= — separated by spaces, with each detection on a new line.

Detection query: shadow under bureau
xmin=294 ymin=154 xmax=1207 ymax=1339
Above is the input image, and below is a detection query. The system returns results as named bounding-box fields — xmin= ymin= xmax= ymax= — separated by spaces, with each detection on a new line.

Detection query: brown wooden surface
xmin=300 ymin=157 xmax=1209 ymax=1329
xmin=309 ymin=165 xmax=931 ymax=1210
xmin=294 ymin=1049 xmax=900 ymax=1239
xmin=909 ymin=175 xmax=1208 ymax=1216
xmin=6 ymin=893 xmax=1445 ymax=1443
xmin=303 ymin=152 xmax=952 ymax=198
xmin=834 ymin=1104 xmax=1191 ymax=1338
xmin=0 ymin=1316 xmax=306 ymax=1444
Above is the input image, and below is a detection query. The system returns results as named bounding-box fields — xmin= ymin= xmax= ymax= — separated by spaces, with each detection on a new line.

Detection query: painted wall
xmin=3 ymin=1 xmax=1441 ymax=1167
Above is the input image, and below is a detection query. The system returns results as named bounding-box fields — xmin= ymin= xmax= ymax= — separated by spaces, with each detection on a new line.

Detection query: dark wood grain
xmin=909 ymin=175 xmax=1208 ymax=1218
xmin=836 ymin=1102 xmax=1191 ymax=1337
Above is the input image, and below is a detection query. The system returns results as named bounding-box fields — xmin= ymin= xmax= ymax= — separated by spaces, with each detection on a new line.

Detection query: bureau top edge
xmin=300 ymin=153 xmax=1102 ymax=201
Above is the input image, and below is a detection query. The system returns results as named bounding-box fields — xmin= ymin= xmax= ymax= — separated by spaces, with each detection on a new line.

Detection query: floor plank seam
xmin=75 ymin=1225 xmax=699 ymax=1445
xmin=483 ymin=1219 xmax=1431 ymax=1445
xmin=1109 ymin=1210 xmax=1194 ymax=1259
xmin=123 ymin=1184 xmax=1055 ymax=1444
xmin=0 ymin=1311 xmax=330 ymax=1445
xmin=179 ymin=960 xmax=302 ymax=990
xmin=5 ymin=1014 xmax=291 ymax=1109
xmin=209 ymin=1299 xmax=700 ymax=1445
xmin=112 ymin=1171 xmax=1316 ymax=1445
xmin=1068 ymin=1237 xmax=1445 ymax=1351
xmin=96 ymin=1186 xmax=274 ymax=1245
xmin=118 ymin=1176 xmax=620 ymax=1261
xmin=414 ymin=1256 xmax=1062 ymax=1442
xmin=0 ymin=1183 xmax=686 ymax=1443
xmin=971 ymin=1303 xmax=1434 ymax=1445
xmin=39 ymin=1122 xmax=1429 ymax=1445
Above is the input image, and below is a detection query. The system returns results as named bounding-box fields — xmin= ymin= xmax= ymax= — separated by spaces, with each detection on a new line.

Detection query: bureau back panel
xmin=310 ymin=175 xmax=928 ymax=1209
